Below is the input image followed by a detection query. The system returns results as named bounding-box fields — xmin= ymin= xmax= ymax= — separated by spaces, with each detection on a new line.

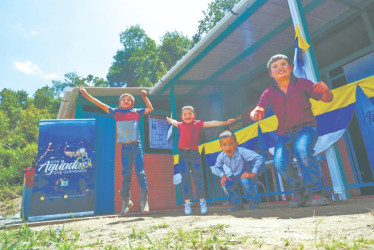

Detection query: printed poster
xmin=30 ymin=119 xmax=96 ymax=216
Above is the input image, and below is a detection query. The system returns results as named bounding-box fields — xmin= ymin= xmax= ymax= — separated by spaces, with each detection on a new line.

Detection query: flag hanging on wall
xmin=293 ymin=25 xmax=310 ymax=78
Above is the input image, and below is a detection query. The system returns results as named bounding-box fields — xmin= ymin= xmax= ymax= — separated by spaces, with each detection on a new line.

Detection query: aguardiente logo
xmin=37 ymin=157 xmax=92 ymax=176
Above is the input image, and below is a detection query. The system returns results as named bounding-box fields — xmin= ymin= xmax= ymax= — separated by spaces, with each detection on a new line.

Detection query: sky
xmin=0 ymin=0 xmax=213 ymax=96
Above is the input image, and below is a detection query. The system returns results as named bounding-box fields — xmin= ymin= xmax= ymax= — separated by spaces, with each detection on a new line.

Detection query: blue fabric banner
xmin=29 ymin=119 xmax=96 ymax=217
xmin=355 ymin=86 xmax=374 ymax=176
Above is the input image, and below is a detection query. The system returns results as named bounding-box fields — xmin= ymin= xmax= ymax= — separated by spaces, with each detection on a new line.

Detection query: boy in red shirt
xmin=167 ymin=106 xmax=235 ymax=215
xmin=250 ymin=54 xmax=333 ymax=207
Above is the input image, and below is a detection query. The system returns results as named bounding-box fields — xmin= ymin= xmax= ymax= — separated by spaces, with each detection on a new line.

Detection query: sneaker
xmin=200 ymin=199 xmax=208 ymax=215
xmin=311 ymin=194 xmax=330 ymax=206
xmin=229 ymin=204 xmax=244 ymax=212
xmin=119 ymin=200 xmax=133 ymax=217
xmin=184 ymin=202 xmax=192 ymax=215
xmin=288 ymin=193 xmax=309 ymax=208
xmin=140 ymin=189 xmax=149 ymax=214
xmin=246 ymin=203 xmax=259 ymax=210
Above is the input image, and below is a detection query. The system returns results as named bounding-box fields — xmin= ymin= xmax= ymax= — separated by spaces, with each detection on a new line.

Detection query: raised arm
xmin=141 ymin=90 xmax=154 ymax=115
xmin=203 ymin=118 xmax=236 ymax=128
xmin=313 ymin=81 xmax=334 ymax=103
xmin=166 ymin=117 xmax=178 ymax=127
xmin=79 ymin=87 xmax=110 ymax=113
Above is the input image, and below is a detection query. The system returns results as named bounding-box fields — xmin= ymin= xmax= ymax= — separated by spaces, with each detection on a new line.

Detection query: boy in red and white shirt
xmin=167 ymin=105 xmax=235 ymax=215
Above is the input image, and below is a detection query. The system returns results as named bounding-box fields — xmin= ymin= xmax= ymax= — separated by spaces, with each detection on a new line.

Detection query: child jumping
xmin=167 ymin=105 xmax=235 ymax=215
xmin=79 ymin=87 xmax=153 ymax=216
xmin=211 ymin=130 xmax=264 ymax=212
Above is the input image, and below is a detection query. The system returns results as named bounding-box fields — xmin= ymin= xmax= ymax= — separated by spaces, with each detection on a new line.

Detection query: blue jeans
xmin=273 ymin=126 xmax=322 ymax=196
xmin=120 ymin=142 xmax=147 ymax=200
xmin=225 ymin=175 xmax=259 ymax=205
xmin=179 ymin=149 xmax=205 ymax=201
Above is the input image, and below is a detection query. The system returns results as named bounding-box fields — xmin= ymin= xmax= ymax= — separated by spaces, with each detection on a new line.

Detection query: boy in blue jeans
xmin=79 ymin=87 xmax=153 ymax=217
xmin=167 ymin=106 xmax=235 ymax=215
xmin=211 ymin=130 xmax=264 ymax=212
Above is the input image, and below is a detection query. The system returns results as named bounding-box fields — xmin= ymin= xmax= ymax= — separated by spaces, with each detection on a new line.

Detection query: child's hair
xmin=119 ymin=93 xmax=135 ymax=104
xmin=266 ymin=54 xmax=292 ymax=72
xmin=219 ymin=130 xmax=237 ymax=143
xmin=181 ymin=105 xmax=195 ymax=113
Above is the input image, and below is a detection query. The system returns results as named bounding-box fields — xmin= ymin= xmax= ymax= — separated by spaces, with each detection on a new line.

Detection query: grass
xmin=1 ymin=222 xmax=374 ymax=249
xmin=0 ymin=185 xmax=23 ymax=218
xmin=0 ymin=224 xmax=85 ymax=249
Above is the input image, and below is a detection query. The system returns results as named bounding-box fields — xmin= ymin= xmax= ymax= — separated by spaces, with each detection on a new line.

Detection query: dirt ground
xmin=9 ymin=196 xmax=374 ymax=249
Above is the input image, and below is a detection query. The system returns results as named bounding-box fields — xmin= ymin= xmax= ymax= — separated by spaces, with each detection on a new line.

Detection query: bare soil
xmin=13 ymin=196 xmax=374 ymax=249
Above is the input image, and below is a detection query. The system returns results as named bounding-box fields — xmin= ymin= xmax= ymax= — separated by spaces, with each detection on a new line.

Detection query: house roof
xmin=149 ymin=0 xmax=374 ymax=104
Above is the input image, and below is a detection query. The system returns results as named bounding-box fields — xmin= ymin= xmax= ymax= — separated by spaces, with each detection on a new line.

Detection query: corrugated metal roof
xmin=150 ymin=0 xmax=374 ymax=107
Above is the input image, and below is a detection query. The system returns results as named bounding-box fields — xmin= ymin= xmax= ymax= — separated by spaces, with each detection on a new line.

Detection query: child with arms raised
xmin=79 ymin=87 xmax=153 ymax=217
xmin=167 ymin=106 xmax=235 ymax=215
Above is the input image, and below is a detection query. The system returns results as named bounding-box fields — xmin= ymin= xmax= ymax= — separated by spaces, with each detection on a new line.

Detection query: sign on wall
xmin=148 ymin=117 xmax=172 ymax=149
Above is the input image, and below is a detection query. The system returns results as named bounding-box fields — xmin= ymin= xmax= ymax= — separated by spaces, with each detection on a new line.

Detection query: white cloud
xmin=13 ymin=61 xmax=40 ymax=75
xmin=44 ymin=73 xmax=59 ymax=79
xmin=13 ymin=60 xmax=59 ymax=80
xmin=31 ymin=31 xmax=37 ymax=36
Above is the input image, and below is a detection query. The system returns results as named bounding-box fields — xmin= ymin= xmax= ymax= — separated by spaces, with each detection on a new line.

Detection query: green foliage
xmin=0 ymin=224 xmax=85 ymax=249
xmin=33 ymin=86 xmax=61 ymax=113
xmin=51 ymin=72 xmax=109 ymax=97
xmin=0 ymin=89 xmax=54 ymax=187
xmin=193 ymin=0 xmax=240 ymax=43
xmin=108 ymin=25 xmax=160 ymax=87
xmin=159 ymin=31 xmax=194 ymax=69
xmin=107 ymin=26 xmax=194 ymax=88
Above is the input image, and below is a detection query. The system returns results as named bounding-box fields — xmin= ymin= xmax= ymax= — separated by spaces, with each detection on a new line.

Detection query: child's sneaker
xmin=246 ymin=203 xmax=259 ymax=210
xmin=140 ymin=189 xmax=149 ymax=214
xmin=229 ymin=204 xmax=244 ymax=212
xmin=288 ymin=193 xmax=309 ymax=208
xmin=184 ymin=202 xmax=192 ymax=215
xmin=119 ymin=200 xmax=133 ymax=217
xmin=200 ymin=199 xmax=208 ymax=215
xmin=311 ymin=194 xmax=330 ymax=206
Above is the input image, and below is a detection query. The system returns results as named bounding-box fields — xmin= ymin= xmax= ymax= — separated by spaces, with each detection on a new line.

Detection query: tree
xmin=0 ymin=89 xmax=54 ymax=187
xmin=193 ymin=0 xmax=240 ymax=43
xmin=159 ymin=31 xmax=194 ymax=70
xmin=107 ymin=25 xmax=159 ymax=87
xmin=33 ymin=86 xmax=61 ymax=113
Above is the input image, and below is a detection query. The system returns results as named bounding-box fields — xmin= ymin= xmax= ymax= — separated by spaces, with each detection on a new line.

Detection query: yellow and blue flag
xmin=293 ymin=25 xmax=310 ymax=78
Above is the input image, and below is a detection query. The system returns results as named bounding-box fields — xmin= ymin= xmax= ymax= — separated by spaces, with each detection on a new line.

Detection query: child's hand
xmin=241 ymin=172 xmax=256 ymax=179
xmin=250 ymin=106 xmax=265 ymax=121
xmin=166 ymin=117 xmax=172 ymax=124
xmin=79 ymin=87 xmax=88 ymax=97
xmin=141 ymin=90 xmax=148 ymax=98
xmin=225 ymin=118 xmax=236 ymax=125
xmin=313 ymin=81 xmax=329 ymax=94
xmin=221 ymin=175 xmax=232 ymax=186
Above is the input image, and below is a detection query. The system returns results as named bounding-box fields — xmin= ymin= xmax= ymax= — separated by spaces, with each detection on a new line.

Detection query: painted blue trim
xmin=205 ymin=156 xmax=212 ymax=207
xmin=343 ymin=132 xmax=361 ymax=194
xmin=347 ymin=182 xmax=374 ymax=188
